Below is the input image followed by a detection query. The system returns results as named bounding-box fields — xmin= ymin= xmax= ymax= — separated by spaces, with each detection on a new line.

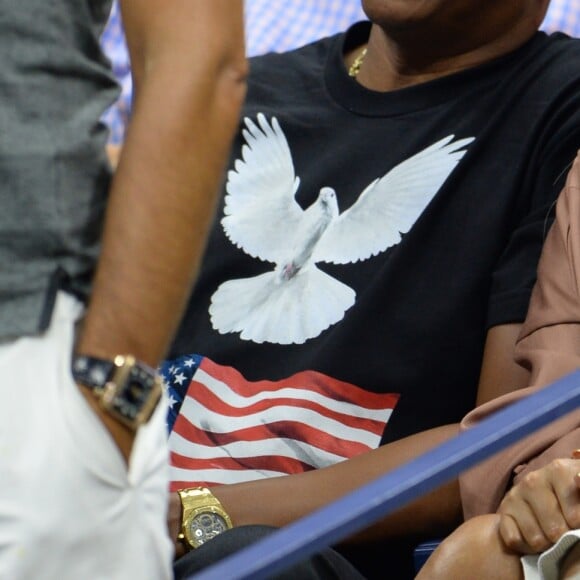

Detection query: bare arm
xmin=170 ymin=323 xmax=529 ymax=550
xmin=476 ymin=323 xmax=530 ymax=405
xmin=169 ymin=422 xmax=461 ymax=559
xmin=213 ymin=423 xmax=462 ymax=540
xmin=76 ymin=0 xmax=247 ymax=460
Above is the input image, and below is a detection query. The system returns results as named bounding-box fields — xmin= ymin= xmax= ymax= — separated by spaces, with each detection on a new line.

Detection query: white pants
xmin=0 ymin=292 xmax=172 ymax=580
xmin=523 ymin=530 xmax=580 ymax=580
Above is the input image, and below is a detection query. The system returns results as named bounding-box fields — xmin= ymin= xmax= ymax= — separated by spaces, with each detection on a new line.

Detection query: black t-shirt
xmin=167 ymin=23 xmax=580 ymax=578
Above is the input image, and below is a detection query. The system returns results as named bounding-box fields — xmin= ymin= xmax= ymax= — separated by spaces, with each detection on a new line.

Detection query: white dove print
xmin=210 ymin=114 xmax=474 ymax=345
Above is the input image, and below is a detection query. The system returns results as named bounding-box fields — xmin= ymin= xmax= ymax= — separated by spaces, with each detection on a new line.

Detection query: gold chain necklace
xmin=348 ymin=47 xmax=367 ymax=78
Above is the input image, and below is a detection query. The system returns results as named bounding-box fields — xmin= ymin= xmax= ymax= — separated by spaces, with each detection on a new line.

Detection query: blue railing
xmin=189 ymin=370 xmax=580 ymax=580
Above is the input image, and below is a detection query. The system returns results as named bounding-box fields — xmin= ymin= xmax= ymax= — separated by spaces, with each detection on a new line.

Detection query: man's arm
xmin=76 ymin=0 xmax=247 ymax=461
xmin=169 ymin=322 xmax=529 ymax=551
xmin=476 ymin=323 xmax=530 ymax=405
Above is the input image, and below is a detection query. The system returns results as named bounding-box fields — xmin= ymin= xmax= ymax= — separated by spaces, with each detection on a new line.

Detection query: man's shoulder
xmin=502 ymin=32 xmax=580 ymax=102
xmin=528 ymin=32 xmax=580 ymax=74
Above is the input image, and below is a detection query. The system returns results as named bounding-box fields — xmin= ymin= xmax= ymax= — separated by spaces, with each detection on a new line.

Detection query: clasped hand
xmin=499 ymin=453 xmax=580 ymax=554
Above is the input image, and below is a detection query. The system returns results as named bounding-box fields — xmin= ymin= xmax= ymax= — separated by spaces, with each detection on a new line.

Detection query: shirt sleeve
xmin=486 ymin=111 xmax=580 ymax=329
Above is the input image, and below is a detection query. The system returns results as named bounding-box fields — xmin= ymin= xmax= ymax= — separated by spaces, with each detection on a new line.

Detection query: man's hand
xmin=498 ymin=457 xmax=580 ymax=554
xmin=77 ymin=383 xmax=135 ymax=464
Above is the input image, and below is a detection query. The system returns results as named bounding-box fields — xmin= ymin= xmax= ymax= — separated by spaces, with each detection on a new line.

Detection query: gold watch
xmin=72 ymin=354 xmax=162 ymax=431
xmin=177 ymin=487 xmax=233 ymax=550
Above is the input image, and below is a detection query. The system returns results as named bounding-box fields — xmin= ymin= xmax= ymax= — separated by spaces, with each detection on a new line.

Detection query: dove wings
xmin=210 ymin=114 xmax=474 ymax=345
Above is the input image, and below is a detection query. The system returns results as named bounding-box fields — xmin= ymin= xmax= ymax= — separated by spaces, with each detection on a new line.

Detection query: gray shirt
xmin=0 ymin=0 xmax=119 ymax=338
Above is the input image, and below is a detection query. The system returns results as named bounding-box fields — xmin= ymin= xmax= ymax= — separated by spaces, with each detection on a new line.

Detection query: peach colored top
xmin=461 ymin=154 xmax=580 ymax=519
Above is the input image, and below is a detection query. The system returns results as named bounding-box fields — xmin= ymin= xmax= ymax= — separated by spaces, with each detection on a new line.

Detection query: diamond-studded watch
xmin=72 ymin=354 xmax=162 ymax=431
xmin=177 ymin=487 xmax=233 ymax=550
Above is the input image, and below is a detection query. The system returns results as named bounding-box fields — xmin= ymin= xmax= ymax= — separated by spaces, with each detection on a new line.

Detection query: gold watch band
xmin=177 ymin=487 xmax=233 ymax=550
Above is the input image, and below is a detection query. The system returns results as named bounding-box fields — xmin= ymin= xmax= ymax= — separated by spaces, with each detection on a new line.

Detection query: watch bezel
xmin=99 ymin=355 xmax=162 ymax=430
xmin=183 ymin=505 xmax=233 ymax=548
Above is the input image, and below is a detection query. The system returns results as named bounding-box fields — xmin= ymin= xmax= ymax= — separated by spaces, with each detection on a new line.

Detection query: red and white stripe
xmin=169 ymin=357 xmax=398 ymax=490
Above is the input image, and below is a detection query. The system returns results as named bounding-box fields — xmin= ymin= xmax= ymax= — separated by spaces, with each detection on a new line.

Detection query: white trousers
xmin=0 ymin=292 xmax=172 ymax=580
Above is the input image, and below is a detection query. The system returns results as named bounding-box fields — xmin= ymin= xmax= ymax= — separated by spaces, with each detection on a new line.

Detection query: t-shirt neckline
xmin=325 ymin=21 xmax=547 ymax=117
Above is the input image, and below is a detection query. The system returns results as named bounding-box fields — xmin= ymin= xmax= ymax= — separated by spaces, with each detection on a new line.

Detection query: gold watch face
xmin=186 ymin=510 xmax=230 ymax=548
xmin=101 ymin=355 xmax=161 ymax=430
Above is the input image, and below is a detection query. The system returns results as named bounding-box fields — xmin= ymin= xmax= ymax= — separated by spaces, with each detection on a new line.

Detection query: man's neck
xmin=349 ymin=21 xmax=539 ymax=92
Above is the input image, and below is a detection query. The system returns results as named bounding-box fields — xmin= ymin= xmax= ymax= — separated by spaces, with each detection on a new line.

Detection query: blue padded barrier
xmin=189 ymin=370 xmax=580 ymax=580
xmin=413 ymin=539 xmax=442 ymax=573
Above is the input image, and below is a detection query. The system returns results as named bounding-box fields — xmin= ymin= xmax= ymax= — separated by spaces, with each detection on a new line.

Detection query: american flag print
xmin=160 ymin=355 xmax=399 ymax=492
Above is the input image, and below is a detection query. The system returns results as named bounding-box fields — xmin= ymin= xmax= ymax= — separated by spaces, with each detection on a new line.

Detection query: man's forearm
xmin=77 ymin=1 xmax=247 ymax=367
xmin=75 ymin=1 xmax=247 ymax=459
xmin=209 ymin=423 xmax=462 ymax=543
xmin=170 ymin=317 xmax=527 ymax=540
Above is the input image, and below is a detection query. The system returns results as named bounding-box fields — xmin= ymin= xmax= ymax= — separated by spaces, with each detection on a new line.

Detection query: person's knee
xmin=437 ymin=516 xmax=499 ymax=567
xmin=417 ymin=514 xmax=522 ymax=579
